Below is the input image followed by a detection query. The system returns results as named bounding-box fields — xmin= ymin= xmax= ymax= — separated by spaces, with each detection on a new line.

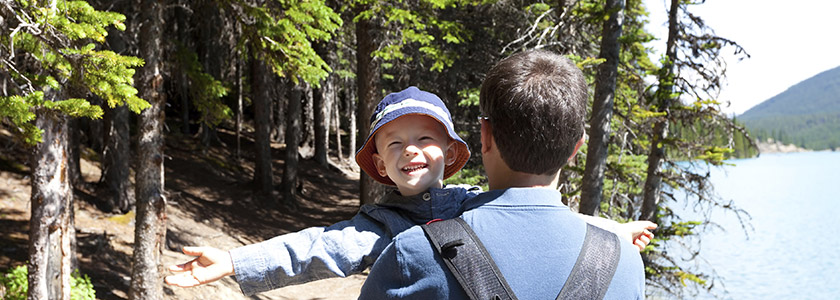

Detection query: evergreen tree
xmin=580 ymin=0 xmax=626 ymax=216
xmin=635 ymin=0 xmax=755 ymax=297
xmin=0 ymin=2 xmax=146 ymax=299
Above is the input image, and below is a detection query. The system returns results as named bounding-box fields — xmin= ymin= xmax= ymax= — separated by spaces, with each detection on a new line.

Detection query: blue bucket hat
xmin=355 ymin=86 xmax=470 ymax=186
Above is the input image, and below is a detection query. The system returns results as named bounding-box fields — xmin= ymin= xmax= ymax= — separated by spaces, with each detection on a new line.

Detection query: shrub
xmin=1 ymin=265 xmax=96 ymax=300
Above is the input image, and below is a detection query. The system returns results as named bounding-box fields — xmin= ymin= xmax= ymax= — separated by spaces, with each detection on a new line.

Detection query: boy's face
xmin=372 ymin=115 xmax=457 ymax=196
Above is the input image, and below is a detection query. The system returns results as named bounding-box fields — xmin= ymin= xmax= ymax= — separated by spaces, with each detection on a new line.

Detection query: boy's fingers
xmin=165 ymin=274 xmax=201 ymax=287
xmin=181 ymin=246 xmax=205 ymax=257
xmin=169 ymin=262 xmax=190 ymax=272
xmin=634 ymin=240 xmax=645 ymax=251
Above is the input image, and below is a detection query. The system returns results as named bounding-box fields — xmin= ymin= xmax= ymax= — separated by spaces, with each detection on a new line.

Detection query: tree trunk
xmin=176 ymin=3 xmax=190 ymax=135
xmin=129 ymin=0 xmax=167 ymax=298
xmin=101 ymin=3 xmax=134 ymax=213
xmin=272 ymin=82 xmax=286 ymax=144
xmin=324 ymin=81 xmax=335 ymax=162
xmin=251 ymin=53 xmax=275 ymax=205
xmin=313 ymin=41 xmax=335 ymax=167
xmin=579 ymin=0 xmax=625 ymax=216
xmin=197 ymin=2 xmax=225 ymax=149
xmin=179 ymin=83 xmax=190 ymax=135
xmin=298 ymin=85 xmax=315 ymax=159
xmin=235 ymin=46 xmax=243 ymax=161
xmin=103 ymin=105 xmax=134 ymax=213
xmin=67 ymin=118 xmax=82 ymax=187
xmin=640 ymin=0 xmax=679 ymax=221
xmin=346 ymin=77 xmax=357 ymax=162
xmin=313 ymin=84 xmax=329 ymax=167
xmin=28 ymin=108 xmax=75 ymax=300
xmin=356 ymin=14 xmax=387 ymax=205
xmin=282 ymin=82 xmax=303 ymax=206
xmin=86 ymin=107 xmax=104 ymax=157
xmin=333 ymin=95 xmax=342 ymax=162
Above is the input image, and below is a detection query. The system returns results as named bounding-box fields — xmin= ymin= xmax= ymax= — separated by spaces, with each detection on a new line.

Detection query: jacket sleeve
xmin=229 ymin=212 xmax=390 ymax=295
xmin=576 ymin=214 xmax=620 ymax=235
xmin=358 ymin=226 xmax=459 ymax=299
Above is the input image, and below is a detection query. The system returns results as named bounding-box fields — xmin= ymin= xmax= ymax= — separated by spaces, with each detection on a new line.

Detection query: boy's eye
xmin=420 ymin=136 xmax=433 ymax=141
xmin=388 ymin=141 xmax=401 ymax=147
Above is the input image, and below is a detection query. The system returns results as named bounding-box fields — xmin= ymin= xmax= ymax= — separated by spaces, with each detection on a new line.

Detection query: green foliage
xmin=238 ymin=0 xmax=341 ymax=86
xmin=69 ymin=270 xmax=96 ymax=300
xmin=175 ymin=45 xmax=231 ymax=127
xmin=0 ymin=1 xmax=148 ymax=145
xmin=443 ymin=167 xmax=487 ymax=191
xmin=49 ymin=1 xmax=127 ymax=42
xmin=0 ymin=266 xmax=96 ymax=300
xmin=565 ymin=54 xmax=606 ymax=70
xmin=355 ymin=0 xmax=475 ymax=72
xmin=456 ymin=88 xmax=480 ymax=107
xmin=42 ymin=98 xmax=103 ymax=119
xmin=0 ymin=92 xmax=106 ymax=144
xmin=0 ymin=265 xmax=27 ymax=300
xmin=676 ymin=270 xmax=707 ymax=287
xmin=64 ymin=45 xmax=148 ymax=113
xmin=0 ymin=93 xmax=41 ymax=144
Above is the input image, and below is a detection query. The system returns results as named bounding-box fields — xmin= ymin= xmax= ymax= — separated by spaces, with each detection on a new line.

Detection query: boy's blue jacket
xmin=229 ymin=185 xmax=481 ymax=295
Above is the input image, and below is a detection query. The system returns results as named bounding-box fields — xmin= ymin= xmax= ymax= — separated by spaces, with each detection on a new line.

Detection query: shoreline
xmin=756 ymin=139 xmax=811 ymax=154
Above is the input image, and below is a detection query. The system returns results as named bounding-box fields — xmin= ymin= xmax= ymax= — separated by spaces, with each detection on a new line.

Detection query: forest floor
xmin=0 ymin=126 xmax=368 ymax=300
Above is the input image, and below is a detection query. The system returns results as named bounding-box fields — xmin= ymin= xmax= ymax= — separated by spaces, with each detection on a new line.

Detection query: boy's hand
xmin=164 ymin=246 xmax=235 ymax=287
xmin=617 ymin=221 xmax=657 ymax=252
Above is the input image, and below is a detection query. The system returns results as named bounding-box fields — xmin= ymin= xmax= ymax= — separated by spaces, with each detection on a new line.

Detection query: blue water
xmin=673 ymin=151 xmax=840 ymax=299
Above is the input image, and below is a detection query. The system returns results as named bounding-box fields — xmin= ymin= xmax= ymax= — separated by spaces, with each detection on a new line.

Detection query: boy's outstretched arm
xmin=165 ymin=246 xmax=235 ymax=287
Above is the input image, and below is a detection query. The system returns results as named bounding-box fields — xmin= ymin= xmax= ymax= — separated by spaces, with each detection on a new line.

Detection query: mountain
xmin=738 ymin=65 xmax=840 ymax=150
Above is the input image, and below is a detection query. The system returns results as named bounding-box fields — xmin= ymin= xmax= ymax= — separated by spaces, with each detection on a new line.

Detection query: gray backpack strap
xmin=421 ymin=218 xmax=518 ymax=300
xmin=556 ymin=223 xmax=622 ymax=300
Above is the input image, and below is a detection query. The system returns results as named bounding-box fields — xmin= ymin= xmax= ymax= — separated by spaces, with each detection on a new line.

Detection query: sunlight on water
xmin=671 ymin=152 xmax=840 ymax=299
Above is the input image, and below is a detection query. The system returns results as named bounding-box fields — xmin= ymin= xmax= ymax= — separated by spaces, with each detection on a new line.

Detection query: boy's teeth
xmin=403 ymin=164 xmax=426 ymax=172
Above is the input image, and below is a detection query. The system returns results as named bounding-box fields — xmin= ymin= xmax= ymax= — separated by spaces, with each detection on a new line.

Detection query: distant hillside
xmin=738 ymin=65 xmax=840 ymax=150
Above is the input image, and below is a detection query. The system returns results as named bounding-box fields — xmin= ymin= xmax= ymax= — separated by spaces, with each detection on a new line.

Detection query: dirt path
xmin=1 ymin=129 xmax=367 ymax=300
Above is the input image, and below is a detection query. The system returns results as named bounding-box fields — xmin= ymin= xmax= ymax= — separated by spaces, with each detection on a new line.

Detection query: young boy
xmin=165 ymin=86 xmax=655 ymax=295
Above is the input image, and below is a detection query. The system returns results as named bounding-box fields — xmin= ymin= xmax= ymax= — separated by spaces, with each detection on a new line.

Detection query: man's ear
xmin=480 ymin=120 xmax=493 ymax=155
xmin=372 ymin=153 xmax=389 ymax=177
xmin=568 ymin=134 xmax=585 ymax=162
xmin=445 ymin=140 xmax=458 ymax=166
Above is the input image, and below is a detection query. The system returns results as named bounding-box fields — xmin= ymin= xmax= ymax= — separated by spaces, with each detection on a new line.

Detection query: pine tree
xmin=129 ymin=0 xmax=166 ymax=298
xmin=224 ymin=0 xmax=341 ymax=206
xmin=0 ymin=2 xmax=146 ymax=299
xmin=580 ymin=0 xmax=626 ymax=215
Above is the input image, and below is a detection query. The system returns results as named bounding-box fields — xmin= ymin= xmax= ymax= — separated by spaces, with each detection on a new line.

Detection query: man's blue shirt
xmin=358 ymin=187 xmax=646 ymax=299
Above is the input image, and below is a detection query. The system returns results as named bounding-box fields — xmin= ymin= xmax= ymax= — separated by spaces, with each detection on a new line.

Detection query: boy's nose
xmin=404 ymin=145 xmax=421 ymax=157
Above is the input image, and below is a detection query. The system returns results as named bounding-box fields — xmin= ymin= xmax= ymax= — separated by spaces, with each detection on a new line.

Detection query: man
xmin=358 ymin=49 xmax=646 ymax=299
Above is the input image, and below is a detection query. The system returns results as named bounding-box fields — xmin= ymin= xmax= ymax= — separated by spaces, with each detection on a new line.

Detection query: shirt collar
xmin=462 ymin=187 xmax=567 ymax=211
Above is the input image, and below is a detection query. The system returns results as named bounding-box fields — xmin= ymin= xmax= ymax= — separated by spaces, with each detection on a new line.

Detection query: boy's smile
xmin=372 ymin=115 xmax=457 ymax=196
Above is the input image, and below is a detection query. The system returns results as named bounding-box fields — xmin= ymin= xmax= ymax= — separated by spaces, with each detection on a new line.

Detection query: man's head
xmin=355 ymin=87 xmax=471 ymax=195
xmin=479 ymin=50 xmax=587 ymax=179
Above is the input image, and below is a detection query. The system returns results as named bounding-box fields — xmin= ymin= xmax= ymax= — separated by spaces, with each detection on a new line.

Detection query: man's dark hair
xmin=479 ymin=49 xmax=588 ymax=175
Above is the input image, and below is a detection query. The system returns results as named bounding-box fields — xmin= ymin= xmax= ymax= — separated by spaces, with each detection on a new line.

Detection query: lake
xmin=671 ymin=151 xmax=840 ymax=299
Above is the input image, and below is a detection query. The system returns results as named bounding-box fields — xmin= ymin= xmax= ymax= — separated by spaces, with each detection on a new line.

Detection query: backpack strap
xmin=421 ymin=218 xmax=518 ymax=300
xmin=556 ymin=223 xmax=622 ymax=300
xmin=422 ymin=219 xmax=622 ymax=300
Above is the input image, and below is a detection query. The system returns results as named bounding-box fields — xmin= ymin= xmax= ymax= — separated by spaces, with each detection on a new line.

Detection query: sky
xmin=643 ymin=0 xmax=840 ymax=115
